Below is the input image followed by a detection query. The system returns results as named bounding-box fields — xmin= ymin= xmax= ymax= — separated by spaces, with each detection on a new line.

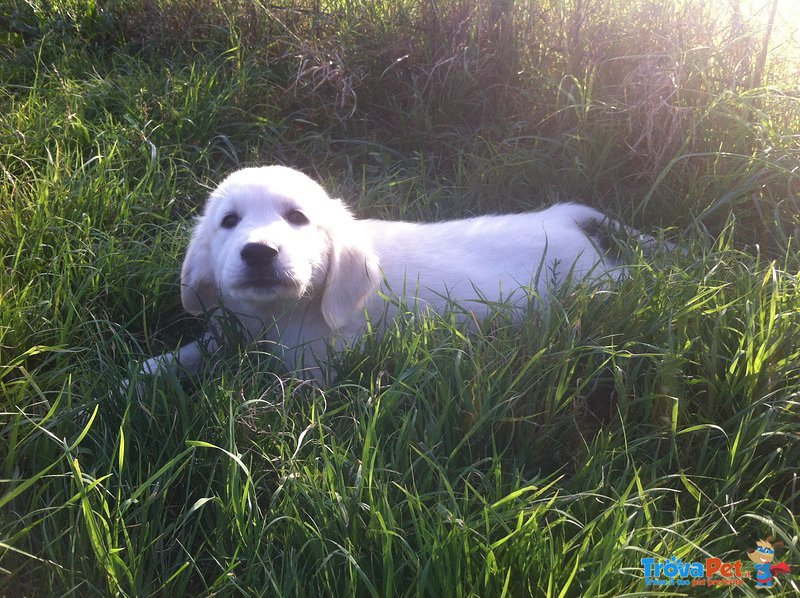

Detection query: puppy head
xmin=181 ymin=166 xmax=379 ymax=330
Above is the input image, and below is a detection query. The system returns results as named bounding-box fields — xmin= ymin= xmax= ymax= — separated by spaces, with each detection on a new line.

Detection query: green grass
xmin=2 ymin=0 xmax=799 ymax=595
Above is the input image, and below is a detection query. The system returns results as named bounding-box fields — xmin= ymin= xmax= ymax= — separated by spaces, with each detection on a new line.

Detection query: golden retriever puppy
xmin=140 ymin=165 xmax=629 ymax=382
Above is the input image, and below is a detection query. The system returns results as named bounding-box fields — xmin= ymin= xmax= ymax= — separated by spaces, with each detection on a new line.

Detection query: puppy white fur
xmin=140 ymin=165 xmax=626 ymax=381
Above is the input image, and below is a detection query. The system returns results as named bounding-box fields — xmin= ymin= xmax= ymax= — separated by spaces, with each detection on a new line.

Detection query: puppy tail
xmin=576 ymin=211 xmax=676 ymax=258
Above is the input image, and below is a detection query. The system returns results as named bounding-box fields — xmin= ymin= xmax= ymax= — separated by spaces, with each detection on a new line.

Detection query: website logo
xmin=641 ymin=556 xmax=749 ymax=587
xmin=746 ymin=537 xmax=791 ymax=588
xmin=641 ymin=536 xmax=792 ymax=588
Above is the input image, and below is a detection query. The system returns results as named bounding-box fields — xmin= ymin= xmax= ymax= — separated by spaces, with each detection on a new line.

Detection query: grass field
xmin=2 ymin=0 xmax=800 ymax=595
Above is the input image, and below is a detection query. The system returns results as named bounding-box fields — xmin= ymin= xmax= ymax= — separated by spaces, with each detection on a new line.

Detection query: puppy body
xmin=140 ymin=166 xmax=624 ymax=381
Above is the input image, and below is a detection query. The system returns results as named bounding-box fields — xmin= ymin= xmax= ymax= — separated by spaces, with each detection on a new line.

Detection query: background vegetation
xmin=1 ymin=0 xmax=799 ymax=594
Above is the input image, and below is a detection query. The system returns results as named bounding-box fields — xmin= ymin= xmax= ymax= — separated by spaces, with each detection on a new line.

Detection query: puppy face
xmin=181 ymin=166 xmax=380 ymax=331
xmin=211 ymin=167 xmax=332 ymax=305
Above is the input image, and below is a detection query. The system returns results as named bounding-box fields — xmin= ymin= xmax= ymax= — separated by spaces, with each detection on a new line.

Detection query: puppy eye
xmin=220 ymin=213 xmax=240 ymax=229
xmin=285 ymin=209 xmax=309 ymax=226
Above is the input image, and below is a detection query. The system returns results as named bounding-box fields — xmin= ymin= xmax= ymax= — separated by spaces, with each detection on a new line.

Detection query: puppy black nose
xmin=240 ymin=242 xmax=278 ymax=267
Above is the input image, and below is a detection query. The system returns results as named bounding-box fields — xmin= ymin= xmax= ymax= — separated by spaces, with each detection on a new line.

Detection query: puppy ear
xmin=180 ymin=225 xmax=219 ymax=315
xmin=320 ymin=202 xmax=380 ymax=331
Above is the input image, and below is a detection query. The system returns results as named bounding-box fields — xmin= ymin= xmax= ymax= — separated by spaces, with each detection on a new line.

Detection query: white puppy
xmin=140 ymin=165 xmax=628 ymax=382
